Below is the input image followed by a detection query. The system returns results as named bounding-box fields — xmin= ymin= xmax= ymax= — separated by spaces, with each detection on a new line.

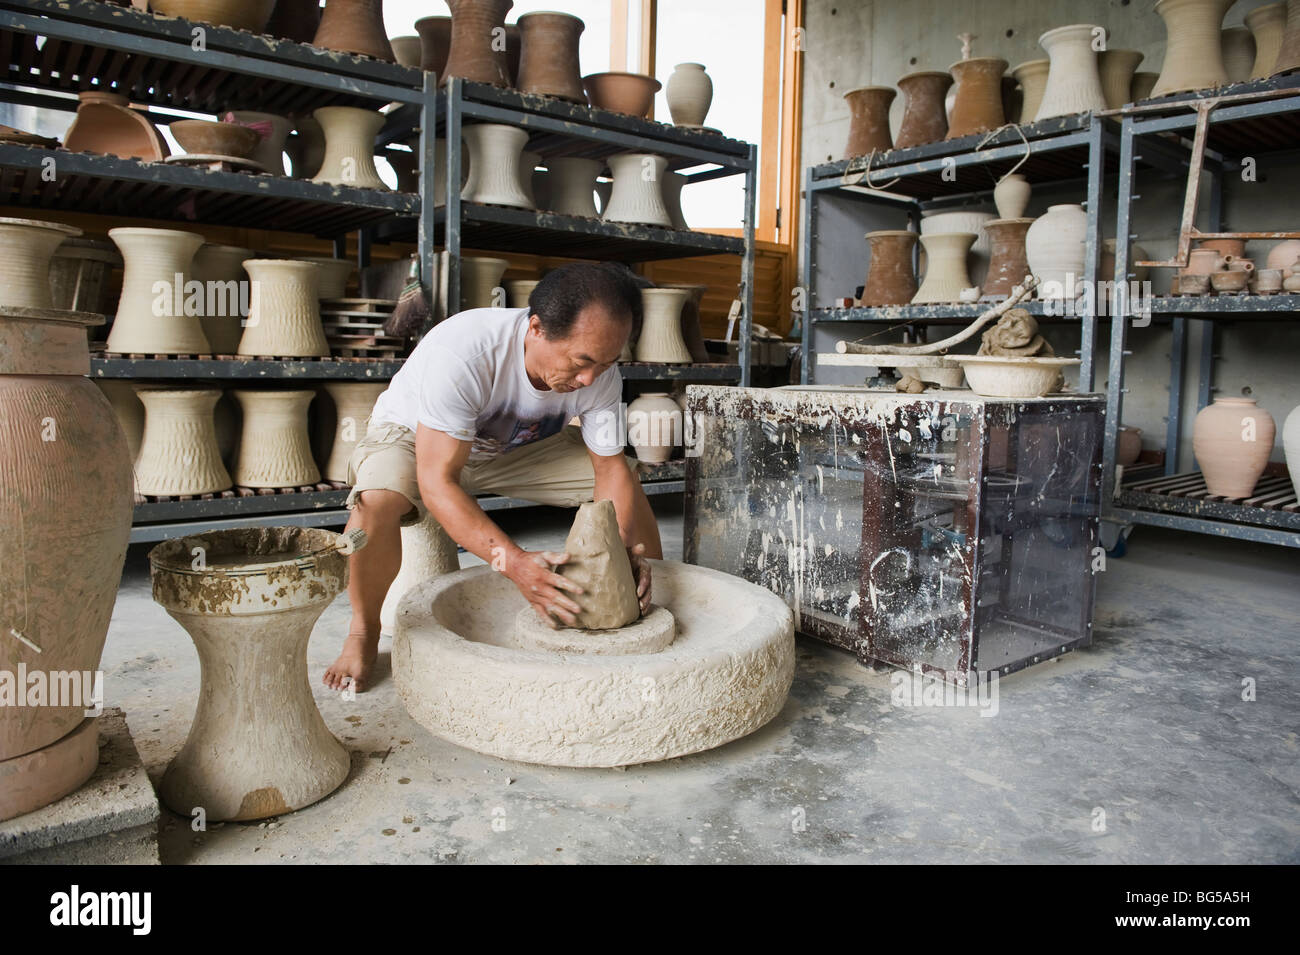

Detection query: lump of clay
xmin=557 ymin=500 xmax=640 ymax=630
xmin=977 ymin=307 xmax=1055 ymax=357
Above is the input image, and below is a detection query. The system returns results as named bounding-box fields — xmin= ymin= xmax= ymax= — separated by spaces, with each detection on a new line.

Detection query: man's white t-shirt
xmin=370 ymin=307 xmax=624 ymax=463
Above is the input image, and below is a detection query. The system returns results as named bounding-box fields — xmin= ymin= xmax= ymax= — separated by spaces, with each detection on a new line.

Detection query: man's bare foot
xmin=324 ymin=632 xmax=378 ymax=692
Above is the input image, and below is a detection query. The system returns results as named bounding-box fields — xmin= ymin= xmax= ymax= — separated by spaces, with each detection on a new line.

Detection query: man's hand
xmin=506 ymin=549 xmax=584 ymax=628
xmin=627 ymin=543 xmax=652 ymax=615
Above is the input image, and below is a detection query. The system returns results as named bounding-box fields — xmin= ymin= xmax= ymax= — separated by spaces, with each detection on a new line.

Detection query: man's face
xmin=526 ymin=303 xmax=630 ymax=392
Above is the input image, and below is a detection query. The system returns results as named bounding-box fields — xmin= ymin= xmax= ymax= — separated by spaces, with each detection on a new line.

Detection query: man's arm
xmin=590 ymin=447 xmax=663 ymax=613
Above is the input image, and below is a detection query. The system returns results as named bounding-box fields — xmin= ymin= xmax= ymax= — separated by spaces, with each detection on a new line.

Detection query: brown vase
xmin=443 ymin=0 xmax=513 ymax=87
xmin=1274 ymin=0 xmax=1300 ymax=74
xmin=415 ymin=15 xmax=453 ymax=76
xmin=505 ymin=22 xmax=521 ymax=85
xmin=264 ymin=0 xmax=320 ymax=42
xmin=842 ymin=86 xmax=895 ymax=158
xmin=312 ymin=0 xmax=394 ymax=62
xmin=894 ymin=71 xmax=952 ymax=148
xmin=947 ymin=58 xmax=1007 ymax=139
xmin=860 ymin=230 xmax=918 ymax=306
xmin=64 ymin=91 xmax=169 ymax=161
xmin=582 ymin=72 xmax=660 ymax=116
xmin=151 ymin=0 xmax=275 ymax=31
xmin=980 ymin=218 xmax=1035 ymax=301
xmin=516 ymin=12 xmax=584 ymax=101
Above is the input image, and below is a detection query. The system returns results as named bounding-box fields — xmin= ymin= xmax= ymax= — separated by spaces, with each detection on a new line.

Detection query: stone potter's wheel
xmin=393 ymin=560 xmax=796 ymax=767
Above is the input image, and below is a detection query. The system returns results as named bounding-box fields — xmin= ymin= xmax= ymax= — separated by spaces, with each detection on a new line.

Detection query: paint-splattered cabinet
xmin=684 ymin=386 xmax=1104 ymax=681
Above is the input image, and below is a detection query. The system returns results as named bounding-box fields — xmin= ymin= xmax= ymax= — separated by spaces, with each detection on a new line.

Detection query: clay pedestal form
xmin=947 ymin=58 xmax=1007 ymax=138
xmin=106 ymin=227 xmax=208 ymax=355
xmin=1131 ymin=72 xmax=1160 ymax=101
xmin=265 ymin=0 xmax=320 ymax=42
xmin=312 ymin=0 xmax=393 ymax=61
xmin=1222 ymin=27 xmax=1257 ymax=83
xmin=380 ymin=512 xmax=460 ymax=635
xmin=442 ymin=0 xmax=512 ymax=86
xmin=287 ymin=115 xmax=326 ymax=179
xmin=980 ymin=218 xmax=1035 ymax=301
xmin=0 ymin=306 xmax=133 ymax=822
xmin=415 ymin=15 xmax=453 ymax=76
xmin=64 ymin=91 xmax=168 ymax=161
xmin=301 ymin=257 xmax=354 ymax=299
xmin=860 ymin=230 xmax=918 ymax=306
xmin=229 ymin=110 xmax=291 ymax=176
xmin=1026 ymin=203 xmax=1088 ymax=299
xmin=1283 ymin=404 xmax=1300 ymax=499
xmin=627 ymin=394 xmax=683 ymax=464
xmin=842 ymin=86 xmax=895 ymax=157
xmin=555 ymin=500 xmax=640 ymax=629
xmin=662 ymin=172 xmax=690 ymax=230
xmin=133 ymin=388 xmax=231 ymax=495
xmin=546 ymin=157 xmax=602 ymax=217
xmin=150 ymin=0 xmax=274 ymax=31
xmin=322 ymin=382 xmax=386 ymax=482
xmin=505 ymin=279 xmax=539 ymax=308
xmin=894 ymin=71 xmax=952 ymax=147
xmin=636 ymin=288 xmax=692 ymax=363
xmin=912 ymin=232 xmax=977 ymax=304
xmin=1248 ymin=2 xmax=1287 ymax=78
xmin=1099 ymin=49 xmax=1145 ymax=108
xmin=582 ymin=72 xmax=661 ymax=116
xmin=311 ymin=107 xmax=388 ymax=190
xmin=603 ymin=153 xmax=672 ymax=227
xmin=390 ymin=35 xmax=423 ymax=68
xmin=1012 ymin=59 xmax=1051 ymax=123
xmin=238 ymin=259 xmax=328 ymax=358
xmin=659 ymin=283 xmax=710 ymax=363
xmin=150 ymin=528 xmax=354 ymax=821
xmin=0 ymin=217 xmax=81 ymax=310
xmin=993 ymin=173 xmax=1031 ymax=219
xmin=1152 ymin=0 xmax=1234 ymax=96
xmin=191 ymin=244 xmax=253 ymax=354
xmin=516 ymin=11 xmax=585 ymax=102
xmin=460 ymin=255 xmax=509 ymax=309
xmin=921 ymin=210 xmax=993 ymax=287
xmin=232 ymin=390 xmax=319 ymax=487
xmin=1193 ymin=396 xmax=1275 ymax=497
xmin=460 ymin=124 xmax=533 ymax=208
xmin=1272 ymin=0 xmax=1300 ymax=75
xmin=1035 ymin=24 xmax=1107 ymax=119
xmin=667 ymin=63 xmax=713 ymax=127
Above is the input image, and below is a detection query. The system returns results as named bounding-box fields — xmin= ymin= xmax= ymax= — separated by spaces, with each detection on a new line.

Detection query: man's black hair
xmin=528 ymin=262 xmax=644 ymax=340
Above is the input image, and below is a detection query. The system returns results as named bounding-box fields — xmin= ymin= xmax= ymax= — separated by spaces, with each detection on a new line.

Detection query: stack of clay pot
xmin=1174 ymin=241 xmax=1255 ymax=296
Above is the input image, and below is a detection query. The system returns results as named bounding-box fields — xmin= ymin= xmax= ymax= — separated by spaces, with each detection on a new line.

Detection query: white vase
xmin=1152 ymin=0 xmax=1235 ymax=97
xmin=545 ymin=156 xmax=602 ymax=217
xmin=191 ymin=244 xmax=253 ymax=354
xmin=627 ymin=393 xmax=682 ymax=463
xmin=1284 ymin=404 xmax=1300 ymax=499
xmin=602 ymin=153 xmax=672 ymax=228
xmin=1026 ymin=203 xmax=1088 ymax=300
xmin=662 ymin=172 xmax=690 ymax=230
xmin=635 ymin=288 xmax=693 ymax=363
xmin=505 ymin=279 xmax=539 ymax=308
xmin=238 ymin=259 xmax=329 ymax=358
xmin=1247 ymin=2 xmax=1287 ymax=78
xmin=300 ymin=256 xmax=353 ymax=299
xmin=993 ymin=174 xmax=1031 ymax=219
xmin=461 ymin=124 xmax=534 ymax=208
xmin=311 ymin=106 xmax=389 ymax=190
xmin=666 ymin=62 xmax=713 ymax=126
xmin=459 ymin=255 xmax=510 ymax=310
xmin=1012 ymin=59 xmax=1051 ymax=123
xmin=232 ymin=389 xmax=319 ymax=487
xmin=106 ymin=227 xmax=209 ymax=355
xmin=230 ymin=110 xmax=292 ymax=175
xmin=1098 ymin=49 xmax=1145 ymax=108
xmin=1035 ymin=24 xmax=1107 ymax=119
xmin=0 ymin=217 xmax=81 ymax=310
xmin=133 ymin=387 xmax=232 ymax=495
xmin=1221 ymin=26 xmax=1256 ymax=83
xmin=912 ymin=233 xmax=977 ymax=304
xmin=322 ymin=382 xmax=386 ymax=482
xmin=921 ymin=210 xmax=993 ymax=288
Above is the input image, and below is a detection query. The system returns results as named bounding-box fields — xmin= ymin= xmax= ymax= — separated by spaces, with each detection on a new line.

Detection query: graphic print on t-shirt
xmin=470 ymin=406 xmax=568 ymax=458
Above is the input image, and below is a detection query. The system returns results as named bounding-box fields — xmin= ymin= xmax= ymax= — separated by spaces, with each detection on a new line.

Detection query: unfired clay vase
xmin=460 ymin=255 xmax=509 ymax=309
xmin=150 ymin=0 xmax=274 ymax=31
xmin=546 ymin=156 xmax=602 ymax=217
xmin=150 ymin=528 xmax=351 ymax=820
xmin=442 ymin=0 xmax=512 ymax=86
xmin=322 ymin=381 xmax=386 ymax=482
xmin=994 ymin=173 xmax=1031 ymax=219
xmin=1131 ymin=71 xmax=1160 ymax=100
xmin=947 ymin=58 xmax=1007 ymax=139
xmin=516 ymin=11 xmax=585 ymax=102
xmin=301 ymin=256 xmax=354 ymax=299
xmin=0 ymin=217 xmax=81 ymax=310
xmin=603 ymin=154 xmax=672 ymax=228
xmin=980 ymin=218 xmax=1035 ymax=301
xmin=1193 ymin=396 xmax=1275 ymax=498
xmin=912 ymin=233 xmax=977 ymax=304
xmin=229 ymin=110 xmax=291 ymax=175
xmin=1283 ymin=404 xmax=1300 ymax=498
xmin=390 ymin=35 xmax=423 ymax=67
xmin=1152 ymin=0 xmax=1234 ymax=96
xmin=49 ymin=238 xmax=120 ymax=314
xmin=460 ymin=124 xmax=533 ymax=208
xmin=264 ymin=0 xmax=320 ymax=42
xmin=505 ymin=279 xmax=539 ymax=308
xmin=312 ymin=0 xmax=393 ymax=61
xmin=64 ymin=91 xmax=169 ymax=161
xmin=667 ymin=63 xmax=713 ymax=127
xmin=636 ymin=288 xmax=693 ymax=363
xmin=627 ymin=393 xmax=682 ymax=465
xmin=659 ymin=282 xmax=710 ymax=363
xmin=238 ymin=259 xmax=329 ymax=357
xmin=843 ymin=86 xmax=895 ymax=157
xmin=557 ymin=500 xmax=640 ymax=629
xmin=921 ymin=209 xmax=993 ymax=288
xmin=311 ymin=106 xmax=388 ymax=190
xmin=133 ymin=387 xmax=232 ymax=495
xmin=662 ymin=172 xmax=690 ymax=231
xmin=504 ymin=22 xmax=522 ymax=85
xmin=191 ymin=243 xmax=253 ymax=354
xmin=894 ymin=71 xmax=952 ymax=147
xmin=1117 ymin=426 xmax=1143 ymax=467
xmin=1221 ymin=26 xmax=1257 ymax=83
xmin=1026 ymin=203 xmax=1087 ymax=299
xmin=106 ymin=227 xmax=208 ymax=354
xmin=415 ymin=15 xmax=453 ymax=76
xmin=1035 ymin=24 xmax=1107 ymax=120
xmin=1247 ymin=2 xmax=1287 ymax=78
xmin=1012 ymin=59 xmax=1051 ymax=123
xmin=232 ymin=389 xmax=319 ymax=486
xmin=1266 ymin=238 xmax=1300 ymax=271
xmin=860 ymin=230 xmax=918 ymax=306
xmin=582 ymin=72 xmax=660 ymax=116
xmin=1099 ymin=49 xmax=1145 ymax=108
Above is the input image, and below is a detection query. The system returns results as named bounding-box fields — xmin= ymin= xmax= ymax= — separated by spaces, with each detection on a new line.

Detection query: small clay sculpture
xmin=555 ymin=500 xmax=640 ymax=630
xmin=977 ymin=308 xmax=1055 ymax=357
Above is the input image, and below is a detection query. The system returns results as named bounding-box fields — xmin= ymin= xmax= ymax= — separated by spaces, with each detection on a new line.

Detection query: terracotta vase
xmin=322 ymin=381 xmax=386 ymax=482
xmin=151 ymin=0 xmax=275 ymax=31
xmin=1272 ymin=0 xmax=1300 ymax=75
xmin=312 ymin=0 xmax=393 ymax=61
xmin=1035 ymin=24 xmax=1107 ymax=120
xmin=0 ymin=217 xmax=81 ymax=310
xmin=1193 ymin=397 xmax=1275 ymax=498
xmin=602 ymin=153 xmax=672 ymax=227
xmin=1011 ymin=59 xmax=1050 ymax=123
xmin=1265 ymin=238 xmax=1300 ymax=271
xmin=860 ymin=230 xmax=918 ymax=306
xmin=1247 ymin=2 xmax=1287 ymax=78
xmin=1283 ymin=404 xmax=1300 ymax=498
xmin=192 ymin=243 xmax=253 ymax=354
xmin=993 ymin=173 xmax=1031 ymax=219
xmin=459 ymin=255 xmax=509 ymax=310
xmin=666 ymin=62 xmax=713 ymax=127
xmin=229 ymin=110 xmax=291 ymax=175
xmin=264 ymin=0 xmax=320 ymax=43
xmin=980 ymin=218 xmax=1035 ymax=301
xmin=0 ymin=307 xmax=133 ymax=820
xmin=921 ymin=210 xmax=993 ymax=288
xmin=1152 ymin=0 xmax=1235 ymax=96
xmin=947 ymin=58 xmax=1007 ymax=138
xmin=662 ymin=172 xmax=690 ymax=231
xmin=546 ymin=156 xmax=601 ymax=217
xmin=238 ymin=259 xmax=329 ymax=357
xmin=1026 ymin=203 xmax=1087 ymax=299
xmin=461 ymin=123 xmax=533 ymax=208
xmin=659 ymin=283 xmax=710 ymax=362
xmin=582 ymin=72 xmax=660 ymax=116
xmin=912 ymin=233 xmax=977 ymax=304
xmin=1099 ymin=49 xmax=1145 ymax=108
xmin=626 ymin=393 xmax=682 ymax=463
xmin=133 ymin=388 xmax=231 ymax=495
xmin=442 ymin=0 xmax=512 ymax=86
xmin=232 ymin=390 xmax=319 ymax=486
xmin=106 ymin=227 xmax=208 ymax=354
xmin=1130 ymin=71 xmax=1160 ymax=100
xmin=96 ymin=380 xmax=144 ymax=464
xmin=1117 ymin=425 xmax=1144 ymax=467
xmin=636 ymin=289 xmax=693 ymax=363
xmin=504 ymin=22 xmax=522 ymax=85
xmin=894 ymin=71 xmax=952 ymax=148
xmin=516 ymin=11 xmax=585 ymax=102
xmin=311 ymin=106 xmax=388 ymax=190
xmin=415 ymin=15 xmax=453 ymax=76
xmin=842 ymin=86 xmax=895 ymax=157
xmin=64 ymin=91 xmax=169 ymax=161
xmin=390 ymin=35 xmax=422 ymax=68
xmin=1221 ymin=26 xmax=1257 ymax=83
xmin=505 ymin=279 xmax=539 ymax=308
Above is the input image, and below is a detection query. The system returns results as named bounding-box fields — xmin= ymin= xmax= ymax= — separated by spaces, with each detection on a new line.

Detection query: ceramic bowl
xmin=953 ymin=355 xmax=1079 ymax=398
xmin=582 ymin=72 xmax=662 ymax=117
xmin=150 ymin=0 xmax=276 ymax=32
xmin=169 ymin=119 xmax=261 ymax=158
xmin=1209 ymin=269 xmax=1249 ymax=293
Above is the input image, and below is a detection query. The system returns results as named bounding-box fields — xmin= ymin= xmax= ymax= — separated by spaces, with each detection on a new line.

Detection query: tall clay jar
xmin=636 ymin=288 xmax=693 ymax=363
xmin=461 ymin=124 xmax=534 ymax=208
xmin=0 ymin=307 xmax=133 ymax=822
xmin=1152 ymin=0 xmax=1234 ymax=96
xmin=232 ymin=390 xmax=320 ymax=487
xmin=1221 ymin=27 xmax=1257 ymax=83
xmin=894 ymin=72 xmax=952 ymax=148
xmin=0 ymin=217 xmax=81 ymax=310
xmin=980 ymin=218 xmax=1035 ymax=301
xmin=546 ymin=156 xmax=602 ymax=217
xmin=516 ymin=12 xmax=585 ymax=102
xmin=947 ymin=58 xmax=1007 ymax=138
xmin=1099 ymin=49 xmax=1145 ymax=109
xmin=1247 ymin=2 xmax=1287 ymax=78
xmin=191 ymin=244 xmax=253 ymax=355
xmin=666 ymin=63 xmax=713 ymax=127
xmin=322 ymin=382 xmax=387 ymax=482
xmin=238 ymin=260 xmax=329 ymax=358
xmin=1011 ymin=59 xmax=1050 ymax=123
xmin=860 ymin=230 xmax=918 ymax=306
xmin=842 ymin=86 xmax=895 ymax=157
xmin=312 ymin=0 xmax=394 ymax=61
xmin=105 ymin=227 xmax=209 ymax=355
xmin=1025 ymin=203 xmax=1088 ymax=299
xmin=311 ymin=107 xmax=389 ymax=190
xmin=442 ymin=0 xmax=513 ymax=86
xmin=1193 ymin=397 xmax=1275 ymax=498
xmin=1274 ymin=0 xmax=1300 ymax=75
xmin=911 ymin=233 xmax=977 ymax=304
xmin=1035 ymin=24 xmax=1107 ymax=119
xmin=415 ymin=15 xmax=453 ymax=76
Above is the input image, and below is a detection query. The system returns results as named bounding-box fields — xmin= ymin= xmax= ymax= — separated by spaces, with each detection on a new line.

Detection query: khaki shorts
xmin=345 ymin=419 xmax=635 ymax=526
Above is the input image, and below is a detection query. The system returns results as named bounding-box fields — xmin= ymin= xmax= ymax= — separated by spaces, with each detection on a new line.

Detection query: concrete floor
xmin=101 ymin=498 xmax=1300 ymax=864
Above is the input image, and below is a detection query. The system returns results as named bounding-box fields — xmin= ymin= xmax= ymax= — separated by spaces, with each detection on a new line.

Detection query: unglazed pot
xmin=894 ymin=71 xmax=952 ymax=148
xmin=626 ymin=393 xmax=681 ymax=463
xmin=64 ymin=91 xmax=168 ymax=161
xmin=1130 ymin=72 xmax=1160 ymax=101
xmin=461 ymin=123 xmax=533 ymax=208
xmin=232 ymin=389 xmax=320 ymax=486
xmin=636 ymin=288 xmax=693 ymax=363
xmin=912 ymin=233 xmax=977 ymax=304
xmin=106 ymin=227 xmax=208 ymax=354
xmin=390 ymin=35 xmax=422 ymax=68
xmin=1117 ymin=426 xmax=1144 ymax=467
xmin=1275 ymin=0 xmax=1300 ymax=76
xmin=238 ymin=259 xmax=328 ymax=357
xmin=264 ymin=0 xmax=320 ymax=42
xmin=442 ymin=0 xmax=512 ymax=86
xmin=843 ymin=86 xmax=895 ymax=157
xmin=993 ymin=173 xmax=1031 ymax=219
xmin=860 ymin=230 xmax=918 ymax=306
xmin=1247 ymin=2 xmax=1287 ymax=78
xmin=1283 ymin=404 xmax=1300 ymax=499
xmin=0 ymin=217 xmax=81 ymax=310
xmin=133 ymin=387 xmax=232 ymax=495
xmin=516 ymin=11 xmax=585 ymax=102
xmin=667 ymin=62 xmax=713 ymax=127
xmin=150 ymin=0 xmax=274 ymax=31
xmin=1193 ymin=396 xmax=1275 ymax=498
xmin=947 ymin=57 xmax=1007 ymax=138
xmin=229 ymin=110 xmax=292 ymax=175
xmin=1265 ymin=238 xmax=1300 ymax=271
xmin=658 ymin=282 xmax=710 ymax=363
xmin=322 ymin=381 xmax=386 ymax=482
xmin=921 ymin=210 xmax=993 ymax=288
xmin=517 ymin=149 xmax=541 ymax=206
xmin=582 ymin=72 xmax=660 ymax=116
xmin=287 ymin=115 xmax=325 ymax=178
xmin=662 ymin=172 xmax=690 ymax=231
xmin=1035 ymin=24 xmax=1107 ymax=120
xmin=301 ymin=256 xmax=354 ymax=299
xmin=980 ymin=218 xmax=1035 ymax=301
xmin=1221 ymin=26 xmax=1257 ymax=83
xmin=1011 ymin=59 xmax=1050 ymax=123
xmin=459 ymin=255 xmax=509 ymax=309
xmin=1152 ymin=0 xmax=1235 ymax=97
xmin=191 ymin=243 xmax=253 ymax=354
xmin=1099 ymin=49 xmax=1145 ymax=108
xmin=602 ymin=153 xmax=672 ymax=228
xmin=311 ymin=106 xmax=388 ymax=190
xmin=505 ymin=279 xmax=539 ymax=308
xmin=414 ymin=15 xmax=452 ymax=76
xmin=168 ymin=119 xmax=260 ymax=158
xmin=546 ymin=156 xmax=602 ymax=217
xmin=312 ymin=0 xmax=393 ymax=61
xmin=1026 ymin=203 xmax=1087 ymax=299
xmin=0 ymin=307 xmax=132 ymax=820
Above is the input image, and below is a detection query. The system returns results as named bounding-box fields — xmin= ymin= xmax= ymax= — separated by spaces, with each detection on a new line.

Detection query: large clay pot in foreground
xmin=415 ymin=15 xmax=453 ymax=76
xmin=264 ymin=0 xmax=320 ymax=43
xmin=1035 ymin=24 xmax=1107 ymax=119
xmin=312 ymin=0 xmax=394 ymax=61
xmin=1011 ymin=59 xmax=1050 ymax=122
xmin=311 ymin=106 xmax=389 ymax=190
xmin=1026 ymin=203 xmax=1087 ymax=299
xmin=980 ymin=217 xmax=1035 ymax=301
xmin=150 ymin=0 xmax=275 ymax=32
xmin=133 ymin=387 xmax=232 ymax=495
xmin=666 ymin=63 xmax=713 ymax=127
xmin=516 ymin=11 xmax=585 ymax=102
xmin=1247 ymin=2 xmax=1287 ymax=78
xmin=912 ymin=232 xmax=977 ymax=304
xmin=106 ymin=226 xmax=208 ymax=355
xmin=64 ymin=91 xmax=169 ymax=161
xmin=1193 ymin=396 xmax=1275 ymax=498
xmin=947 ymin=58 xmax=1007 ymax=138
xmin=842 ymin=86 xmax=895 ymax=157
xmin=442 ymin=0 xmax=512 ymax=86
xmin=1099 ymin=49 xmax=1145 ymax=108
xmin=238 ymin=259 xmax=329 ymax=358
xmin=602 ymin=153 xmax=672 ymax=227
xmin=894 ymin=71 xmax=951 ymax=148
xmin=461 ymin=123 xmax=533 ymax=208
xmin=0 ymin=217 xmax=81 ymax=310
xmin=636 ymin=288 xmax=692 ymax=363
xmin=232 ymin=389 xmax=320 ymax=487
xmin=1152 ymin=0 xmax=1234 ymax=97
xmin=860 ymin=230 xmax=917 ymax=306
